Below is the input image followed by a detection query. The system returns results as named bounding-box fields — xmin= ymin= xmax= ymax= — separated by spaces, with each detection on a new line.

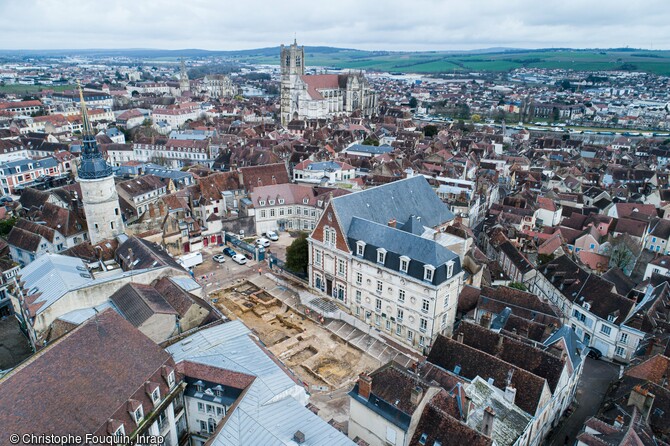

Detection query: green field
xmin=0 ymin=84 xmax=75 ymax=96
xmin=228 ymin=48 xmax=670 ymax=76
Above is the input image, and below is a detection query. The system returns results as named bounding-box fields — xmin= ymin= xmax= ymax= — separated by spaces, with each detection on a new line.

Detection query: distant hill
xmin=2 ymin=46 xmax=670 ymax=76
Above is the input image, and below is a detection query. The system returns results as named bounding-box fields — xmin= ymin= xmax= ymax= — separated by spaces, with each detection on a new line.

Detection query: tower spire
xmin=78 ymin=81 xmax=93 ymax=138
xmin=77 ymin=80 xmax=112 ymax=179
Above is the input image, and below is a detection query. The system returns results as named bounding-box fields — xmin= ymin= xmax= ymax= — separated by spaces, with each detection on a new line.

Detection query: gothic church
xmin=280 ymin=40 xmax=378 ymax=124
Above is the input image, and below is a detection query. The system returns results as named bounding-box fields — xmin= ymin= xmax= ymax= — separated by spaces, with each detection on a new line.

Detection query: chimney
xmin=410 ymin=385 xmax=424 ymax=405
xmin=457 ymin=332 xmax=464 ymax=343
xmin=504 ymin=385 xmax=517 ymax=405
xmin=614 ymin=415 xmax=624 ymax=429
xmin=480 ymin=312 xmax=492 ymax=330
xmin=482 ymin=406 xmax=495 ymax=437
xmin=462 ymin=395 xmax=472 ymax=422
xmin=358 ymin=373 xmax=372 ymax=400
xmin=293 ymin=431 xmax=305 ymax=444
xmin=627 ymin=385 xmax=655 ymax=422
xmin=388 ymin=219 xmax=397 ymax=228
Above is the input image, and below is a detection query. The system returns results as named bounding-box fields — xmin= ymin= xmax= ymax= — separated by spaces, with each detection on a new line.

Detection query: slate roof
xmin=0 ymin=309 xmax=173 ymax=444
xmin=332 ymin=176 xmax=455 ymax=235
xmin=109 ymin=283 xmax=178 ymax=327
xmin=410 ymin=401 xmax=493 ymax=446
xmin=348 ymin=217 xmax=461 ymax=285
xmin=116 ymin=236 xmax=185 ymax=272
xmin=346 ymin=143 xmax=394 ymax=155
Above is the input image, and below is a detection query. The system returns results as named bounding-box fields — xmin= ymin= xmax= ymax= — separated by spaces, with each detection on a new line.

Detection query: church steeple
xmin=77 ymin=82 xmax=112 ymax=179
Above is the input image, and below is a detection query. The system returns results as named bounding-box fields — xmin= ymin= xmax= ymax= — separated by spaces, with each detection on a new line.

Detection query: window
xmin=600 ymin=325 xmax=612 ymax=335
xmin=408 ymin=330 xmax=414 ymax=341
xmin=207 ymin=404 xmax=214 ymax=414
xmin=375 ymin=314 xmax=381 ymax=326
xmin=356 ymin=241 xmax=365 ymax=256
xmin=620 ymin=333 xmax=628 ymax=344
xmin=260 ymin=210 xmax=266 ymax=218
xmin=424 ymin=265 xmax=435 ymax=282
xmin=303 ymin=198 xmax=309 ymax=204
xmin=270 ymin=209 xmax=275 ymax=217
xmin=338 ymin=259 xmax=345 ymax=276
xmin=419 ymin=336 xmax=425 ymax=347
xmin=441 ymin=313 xmax=447 ymax=328
xmin=422 ymin=299 xmax=430 ymax=313
xmin=315 ymin=250 xmax=322 ymax=266
xmin=608 ymin=314 xmax=616 ymax=322
xmin=376 ymin=298 xmax=382 ymax=312
xmin=151 ymin=388 xmax=160 ymax=403
xmin=216 ymin=407 xmax=224 ymax=416
xmin=615 ymin=346 xmax=625 ymax=357
xmin=356 ymin=272 xmax=362 ymax=285
xmin=399 ymin=256 xmax=409 ymax=273
xmin=398 ymin=290 xmax=405 ymax=303
xmin=198 ymin=402 xmax=205 ymax=412
xmin=377 ymin=248 xmax=386 ymax=264
xmin=397 ymin=308 xmax=404 ymax=321
xmin=420 ymin=318 xmax=428 ymax=333
xmin=168 ymin=371 xmax=175 ymax=387
xmin=447 ymin=261 xmax=454 ymax=278
xmin=269 ymin=200 xmax=275 ymax=205
xmin=386 ymin=319 xmax=391 ymax=331
xmin=396 ymin=324 xmax=402 ymax=336
xmin=114 ymin=425 xmax=125 ymax=438
xmin=110 ymin=222 xmax=115 ymax=230
xmin=134 ymin=406 xmax=144 ymax=423
xmin=199 ymin=420 xmax=207 ymax=432
xmin=355 ymin=290 xmax=362 ymax=303
xmin=279 ymin=198 xmax=284 ymax=204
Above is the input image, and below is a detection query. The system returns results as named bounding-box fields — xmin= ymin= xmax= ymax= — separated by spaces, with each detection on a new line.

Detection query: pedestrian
xmin=258 ymin=267 xmax=262 ymax=275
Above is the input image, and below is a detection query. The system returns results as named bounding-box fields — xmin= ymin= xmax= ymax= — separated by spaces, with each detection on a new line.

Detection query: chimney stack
xmin=388 ymin=219 xmax=397 ymax=228
xmin=457 ymin=332 xmax=464 ymax=343
xmin=358 ymin=373 xmax=372 ymax=400
xmin=504 ymin=385 xmax=517 ymax=405
xmin=627 ymin=385 xmax=655 ymax=422
xmin=410 ymin=385 xmax=424 ymax=406
xmin=293 ymin=431 xmax=305 ymax=444
xmin=614 ymin=415 xmax=624 ymax=429
xmin=480 ymin=313 xmax=492 ymax=330
xmin=482 ymin=406 xmax=495 ymax=437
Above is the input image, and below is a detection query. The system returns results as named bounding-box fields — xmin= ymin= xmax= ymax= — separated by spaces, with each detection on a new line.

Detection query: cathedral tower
xmin=179 ymin=59 xmax=190 ymax=93
xmin=280 ymin=39 xmax=304 ymax=125
xmin=76 ymin=84 xmax=125 ymax=245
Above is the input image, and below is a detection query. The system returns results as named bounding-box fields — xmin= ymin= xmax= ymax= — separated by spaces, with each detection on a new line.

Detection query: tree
xmin=0 ymin=216 xmax=16 ymax=237
xmin=610 ymin=246 xmax=634 ymax=272
xmin=471 ymin=114 xmax=482 ymax=123
xmin=285 ymin=232 xmax=309 ymax=274
xmin=423 ymin=125 xmax=438 ymax=137
xmin=408 ymin=97 xmax=418 ymax=108
xmin=508 ymin=282 xmax=527 ymax=291
xmin=362 ymin=137 xmax=379 ymax=146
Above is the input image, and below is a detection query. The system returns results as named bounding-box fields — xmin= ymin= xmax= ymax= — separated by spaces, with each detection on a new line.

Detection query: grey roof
xmin=332 ymin=176 xmax=455 ymax=235
xmin=306 ymin=161 xmax=343 ymax=171
xmin=0 ymin=157 xmax=58 ymax=175
xmin=346 ymin=143 xmax=393 ymax=155
xmin=109 ymin=283 xmax=177 ymax=327
xmin=167 ymin=321 xmax=353 ymax=446
xmin=78 ymin=133 xmax=113 ymax=179
xmin=543 ymin=326 xmax=586 ymax=372
xmin=143 ymin=163 xmax=193 ymax=181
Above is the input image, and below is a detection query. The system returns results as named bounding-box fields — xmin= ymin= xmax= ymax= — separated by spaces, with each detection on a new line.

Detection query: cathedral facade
xmin=280 ymin=40 xmax=378 ymax=125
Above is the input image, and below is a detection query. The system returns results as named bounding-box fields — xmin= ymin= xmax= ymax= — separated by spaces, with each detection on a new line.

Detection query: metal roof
xmin=167 ymin=321 xmax=354 ymax=446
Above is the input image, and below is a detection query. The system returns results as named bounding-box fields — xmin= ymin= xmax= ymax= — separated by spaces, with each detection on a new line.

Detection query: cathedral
xmin=280 ymin=40 xmax=378 ymax=125
xmin=76 ymin=85 xmax=125 ymax=245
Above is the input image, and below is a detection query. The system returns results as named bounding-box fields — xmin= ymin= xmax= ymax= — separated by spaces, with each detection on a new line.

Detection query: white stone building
xmin=308 ymin=176 xmax=464 ymax=352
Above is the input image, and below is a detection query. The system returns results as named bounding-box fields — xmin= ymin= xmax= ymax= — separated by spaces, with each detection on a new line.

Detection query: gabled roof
xmin=0 ymin=309 xmax=173 ymax=445
xmin=109 ymin=283 xmax=178 ymax=327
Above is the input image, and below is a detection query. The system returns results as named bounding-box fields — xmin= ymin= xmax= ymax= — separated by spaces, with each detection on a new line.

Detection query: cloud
xmin=0 ymin=0 xmax=667 ymax=50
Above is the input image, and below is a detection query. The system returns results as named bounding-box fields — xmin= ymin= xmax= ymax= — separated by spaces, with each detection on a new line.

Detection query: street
xmin=546 ymin=357 xmax=621 ymax=445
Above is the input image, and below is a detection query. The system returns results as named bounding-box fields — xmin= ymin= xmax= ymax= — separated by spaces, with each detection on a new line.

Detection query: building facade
xmin=280 ymin=40 xmax=378 ymax=124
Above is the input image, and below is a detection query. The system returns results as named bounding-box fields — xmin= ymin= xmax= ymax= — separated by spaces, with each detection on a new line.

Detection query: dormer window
xmin=303 ymin=197 xmax=309 ymax=204
xmin=195 ymin=380 xmax=204 ymax=393
xmin=167 ymin=371 xmax=175 ymax=388
xmin=583 ymin=302 xmax=591 ymax=311
xmin=151 ymin=388 xmax=160 ymax=403
xmin=114 ymin=425 xmax=125 ymax=438
xmin=356 ymin=241 xmax=366 ymax=256
xmin=399 ymin=256 xmax=410 ymax=273
xmin=134 ymin=406 xmax=144 ymax=424
xmin=259 ymin=200 xmax=265 ymax=206
xmin=424 ymin=265 xmax=435 ymax=282
xmin=446 ymin=260 xmax=454 ymax=278
xmin=377 ymin=248 xmax=387 ymax=264
xmin=607 ymin=314 xmax=616 ymax=322
xmin=278 ymin=198 xmax=284 ymax=205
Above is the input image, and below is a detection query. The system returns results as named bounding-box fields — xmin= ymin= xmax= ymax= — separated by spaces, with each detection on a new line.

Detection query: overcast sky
xmin=0 ymin=0 xmax=668 ymax=51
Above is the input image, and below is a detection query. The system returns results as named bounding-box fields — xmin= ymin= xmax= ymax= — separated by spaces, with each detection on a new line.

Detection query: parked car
xmin=232 ymin=253 xmax=247 ymax=265
xmin=212 ymin=254 xmax=226 ymax=263
xmin=266 ymin=230 xmax=279 ymax=241
xmin=587 ymin=347 xmax=602 ymax=360
xmin=255 ymin=237 xmax=271 ymax=248
xmin=222 ymin=247 xmax=236 ymax=257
